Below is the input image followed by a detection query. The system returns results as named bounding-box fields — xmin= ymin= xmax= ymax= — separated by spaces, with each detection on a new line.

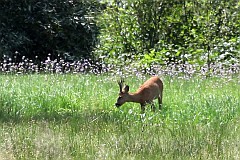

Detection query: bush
xmin=95 ymin=0 xmax=240 ymax=69
xmin=0 ymin=0 xmax=104 ymax=62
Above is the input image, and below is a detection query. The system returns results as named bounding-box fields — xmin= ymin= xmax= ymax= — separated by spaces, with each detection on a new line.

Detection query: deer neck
xmin=128 ymin=92 xmax=142 ymax=103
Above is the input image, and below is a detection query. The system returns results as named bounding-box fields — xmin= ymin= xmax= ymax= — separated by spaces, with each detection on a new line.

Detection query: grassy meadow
xmin=0 ymin=73 xmax=239 ymax=159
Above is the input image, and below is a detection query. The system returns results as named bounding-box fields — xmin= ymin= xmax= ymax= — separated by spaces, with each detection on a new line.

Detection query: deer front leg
xmin=140 ymin=103 xmax=145 ymax=113
xmin=150 ymin=101 xmax=156 ymax=112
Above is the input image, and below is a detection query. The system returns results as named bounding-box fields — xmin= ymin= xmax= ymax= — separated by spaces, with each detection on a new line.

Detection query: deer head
xmin=115 ymin=78 xmax=130 ymax=107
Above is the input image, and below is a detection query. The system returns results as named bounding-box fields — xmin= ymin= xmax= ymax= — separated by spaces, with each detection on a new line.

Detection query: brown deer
xmin=115 ymin=76 xmax=163 ymax=113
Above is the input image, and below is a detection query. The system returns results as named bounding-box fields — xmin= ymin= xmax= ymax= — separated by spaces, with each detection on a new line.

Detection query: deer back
xmin=135 ymin=76 xmax=163 ymax=103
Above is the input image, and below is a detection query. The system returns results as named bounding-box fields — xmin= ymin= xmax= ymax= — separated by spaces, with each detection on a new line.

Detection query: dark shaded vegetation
xmin=0 ymin=0 xmax=104 ymax=62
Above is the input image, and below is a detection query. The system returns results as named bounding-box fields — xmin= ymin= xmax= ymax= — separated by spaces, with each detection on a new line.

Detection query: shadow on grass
xmin=0 ymin=108 xmax=131 ymax=124
xmin=0 ymin=107 xmax=170 ymax=132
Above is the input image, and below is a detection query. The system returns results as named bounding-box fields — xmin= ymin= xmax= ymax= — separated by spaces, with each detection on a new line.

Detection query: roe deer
xmin=115 ymin=76 xmax=163 ymax=113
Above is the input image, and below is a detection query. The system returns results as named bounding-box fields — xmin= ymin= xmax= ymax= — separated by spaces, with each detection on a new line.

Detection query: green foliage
xmin=95 ymin=0 xmax=240 ymax=69
xmin=0 ymin=0 xmax=103 ymax=61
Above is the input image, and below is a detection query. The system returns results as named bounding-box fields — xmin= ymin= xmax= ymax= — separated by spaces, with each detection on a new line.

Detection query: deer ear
xmin=124 ymin=85 xmax=129 ymax=93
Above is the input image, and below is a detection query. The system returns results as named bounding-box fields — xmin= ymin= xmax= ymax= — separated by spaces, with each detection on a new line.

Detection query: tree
xmin=0 ymin=0 xmax=104 ymax=62
xmin=95 ymin=0 xmax=240 ymax=68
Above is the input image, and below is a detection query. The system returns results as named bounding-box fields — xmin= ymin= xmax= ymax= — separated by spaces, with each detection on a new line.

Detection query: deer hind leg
xmin=158 ymin=93 xmax=163 ymax=110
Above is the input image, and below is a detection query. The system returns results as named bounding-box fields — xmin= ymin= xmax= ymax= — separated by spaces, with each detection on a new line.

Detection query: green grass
xmin=0 ymin=74 xmax=239 ymax=159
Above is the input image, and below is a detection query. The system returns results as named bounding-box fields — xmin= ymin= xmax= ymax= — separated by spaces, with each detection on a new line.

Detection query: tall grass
xmin=0 ymin=74 xmax=239 ymax=159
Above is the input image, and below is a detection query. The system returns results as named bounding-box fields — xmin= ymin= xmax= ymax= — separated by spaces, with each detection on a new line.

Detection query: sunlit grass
xmin=0 ymin=74 xmax=239 ymax=159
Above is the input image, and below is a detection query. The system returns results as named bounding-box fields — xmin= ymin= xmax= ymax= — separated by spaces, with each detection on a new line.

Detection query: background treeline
xmin=0 ymin=0 xmax=240 ymax=68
